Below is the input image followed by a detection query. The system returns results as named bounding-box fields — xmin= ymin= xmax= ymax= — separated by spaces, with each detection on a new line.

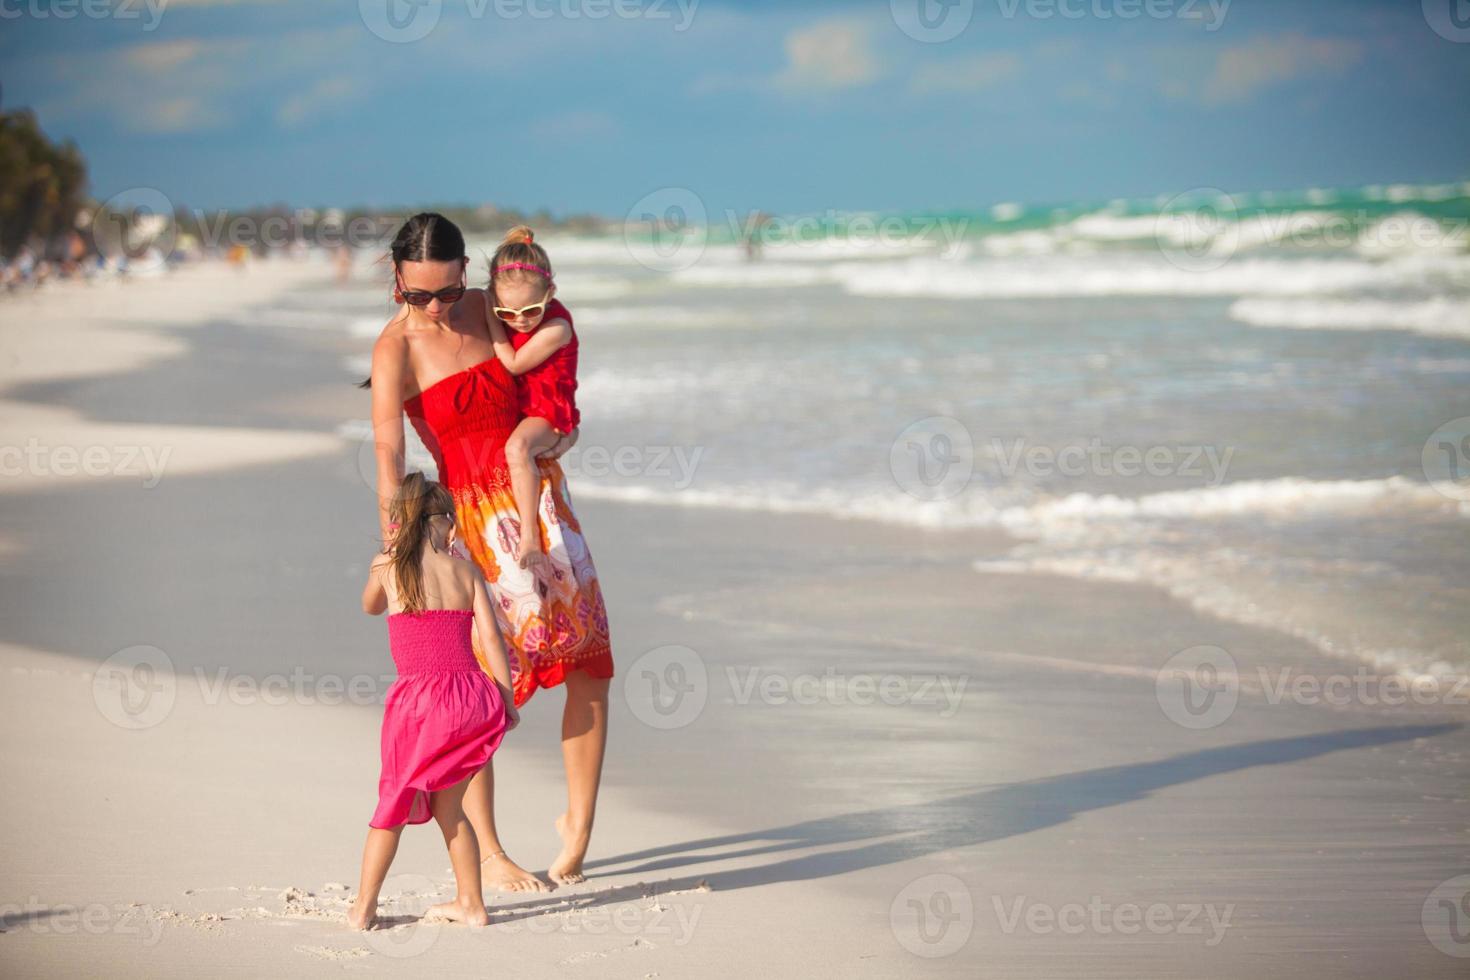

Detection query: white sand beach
xmin=1 ymin=258 xmax=1467 ymax=979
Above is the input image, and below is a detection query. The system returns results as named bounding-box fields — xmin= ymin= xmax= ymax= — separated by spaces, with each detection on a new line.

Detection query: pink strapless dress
xmin=370 ymin=609 xmax=507 ymax=829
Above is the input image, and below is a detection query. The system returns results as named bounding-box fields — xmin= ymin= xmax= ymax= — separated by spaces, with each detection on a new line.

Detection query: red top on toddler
xmin=510 ymin=298 xmax=579 ymax=434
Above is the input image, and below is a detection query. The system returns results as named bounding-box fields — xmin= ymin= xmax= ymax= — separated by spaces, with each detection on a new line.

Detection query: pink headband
xmin=494 ymin=262 xmax=552 ymax=280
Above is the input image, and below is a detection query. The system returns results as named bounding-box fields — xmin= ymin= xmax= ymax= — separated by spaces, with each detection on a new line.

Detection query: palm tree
xmin=0 ymin=108 xmax=89 ymax=261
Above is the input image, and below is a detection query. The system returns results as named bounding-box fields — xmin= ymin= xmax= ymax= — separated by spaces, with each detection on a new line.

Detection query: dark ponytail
xmin=358 ymin=212 xmax=468 ymax=389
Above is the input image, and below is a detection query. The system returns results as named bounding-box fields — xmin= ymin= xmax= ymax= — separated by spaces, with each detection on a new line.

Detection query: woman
xmin=366 ymin=213 xmax=613 ymax=890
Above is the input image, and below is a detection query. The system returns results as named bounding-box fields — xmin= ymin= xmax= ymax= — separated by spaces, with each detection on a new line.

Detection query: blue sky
xmin=4 ymin=0 xmax=1468 ymax=215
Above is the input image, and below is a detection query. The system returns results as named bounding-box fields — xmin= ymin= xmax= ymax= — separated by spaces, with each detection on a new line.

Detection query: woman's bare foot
xmin=548 ymin=813 xmax=591 ymax=885
xmin=425 ymin=897 xmax=489 ymax=927
xmin=346 ymin=899 xmax=377 ymax=931
xmin=481 ymin=850 xmax=549 ymax=893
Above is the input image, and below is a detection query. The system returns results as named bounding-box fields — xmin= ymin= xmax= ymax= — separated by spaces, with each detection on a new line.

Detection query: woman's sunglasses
xmin=492 ymin=292 xmax=552 ymax=322
xmin=399 ymin=276 xmax=466 ymax=307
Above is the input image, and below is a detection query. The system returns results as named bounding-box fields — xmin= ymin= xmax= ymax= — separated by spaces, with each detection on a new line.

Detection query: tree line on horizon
xmin=0 ymin=108 xmax=87 ymax=262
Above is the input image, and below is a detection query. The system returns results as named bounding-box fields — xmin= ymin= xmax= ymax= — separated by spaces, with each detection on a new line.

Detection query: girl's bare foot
xmin=425 ymin=897 xmax=489 ymax=927
xmin=548 ymin=813 xmax=591 ymax=885
xmin=346 ymin=899 xmax=377 ymax=931
xmin=481 ymin=850 xmax=549 ymax=893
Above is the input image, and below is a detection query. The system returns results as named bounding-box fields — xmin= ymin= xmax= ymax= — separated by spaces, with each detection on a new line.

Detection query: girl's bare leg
xmin=504 ymin=417 xmax=562 ymax=574
xmin=549 ymin=670 xmax=610 ymax=885
xmin=462 ymin=761 xmax=547 ymax=892
xmin=426 ymin=779 xmax=490 ymax=926
xmin=348 ymin=827 xmax=402 ymax=929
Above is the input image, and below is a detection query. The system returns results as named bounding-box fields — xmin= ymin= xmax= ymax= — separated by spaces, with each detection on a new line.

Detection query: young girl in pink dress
xmin=348 ymin=472 xmax=520 ymax=930
xmin=483 ymin=226 xmax=580 ymax=578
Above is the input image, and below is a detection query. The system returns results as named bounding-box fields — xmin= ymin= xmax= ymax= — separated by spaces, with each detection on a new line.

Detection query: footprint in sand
xmin=294 ymin=945 xmax=371 ymax=960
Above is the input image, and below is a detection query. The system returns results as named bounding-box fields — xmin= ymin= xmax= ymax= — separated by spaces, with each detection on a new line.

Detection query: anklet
xmin=481 ymin=850 xmax=507 ymax=862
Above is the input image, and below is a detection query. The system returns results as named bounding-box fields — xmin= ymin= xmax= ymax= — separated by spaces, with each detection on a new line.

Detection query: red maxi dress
xmin=404 ymin=357 xmax=613 ymax=707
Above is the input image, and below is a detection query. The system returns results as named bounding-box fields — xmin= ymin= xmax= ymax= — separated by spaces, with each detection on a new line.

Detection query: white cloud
xmin=530 ymin=110 xmax=620 ymax=142
xmin=1200 ymin=33 xmax=1364 ymax=106
xmin=161 ymin=0 xmax=289 ymax=6
xmin=145 ymin=96 xmax=223 ymax=133
xmin=34 ymin=27 xmax=371 ymax=135
xmin=1058 ymin=81 xmax=1118 ymax=110
xmin=909 ymin=53 xmax=1021 ymax=95
xmin=774 ymin=18 xmax=881 ymax=92
xmin=124 ymin=38 xmax=209 ymax=73
xmin=691 ymin=16 xmax=885 ymax=97
xmin=39 ymin=37 xmax=246 ymax=132
xmin=277 ymin=75 xmax=360 ymax=128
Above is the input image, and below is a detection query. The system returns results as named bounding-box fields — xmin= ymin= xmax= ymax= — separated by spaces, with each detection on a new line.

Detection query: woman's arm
xmin=471 ymin=575 xmax=520 ymax=728
xmin=370 ymin=332 xmax=408 ymax=545
xmin=362 ymin=553 xmax=390 ymax=615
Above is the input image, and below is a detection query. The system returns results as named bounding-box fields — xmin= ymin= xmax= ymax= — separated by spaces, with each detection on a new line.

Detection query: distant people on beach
xmin=334 ymin=244 xmax=353 ymax=283
xmin=741 ymin=211 xmax=771 ymax=262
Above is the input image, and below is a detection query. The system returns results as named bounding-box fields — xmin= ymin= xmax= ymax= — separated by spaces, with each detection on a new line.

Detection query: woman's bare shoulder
xmin=372 ymin=320 xmax=409 ymax=365
xmin=375 ymin=312 xmax=409 ymax=343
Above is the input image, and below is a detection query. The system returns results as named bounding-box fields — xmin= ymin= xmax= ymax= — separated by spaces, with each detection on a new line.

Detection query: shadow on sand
xmin=488 ymin=723 xmax=1457 ymax=923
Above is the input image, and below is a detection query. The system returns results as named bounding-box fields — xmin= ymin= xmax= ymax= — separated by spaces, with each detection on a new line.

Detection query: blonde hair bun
xmin=489 ymin=226 xmax=553 ymax=285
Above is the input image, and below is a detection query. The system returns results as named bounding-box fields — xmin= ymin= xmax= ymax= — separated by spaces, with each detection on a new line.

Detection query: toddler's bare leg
xmin=505 ymin=417 xmax=562 ymax=574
